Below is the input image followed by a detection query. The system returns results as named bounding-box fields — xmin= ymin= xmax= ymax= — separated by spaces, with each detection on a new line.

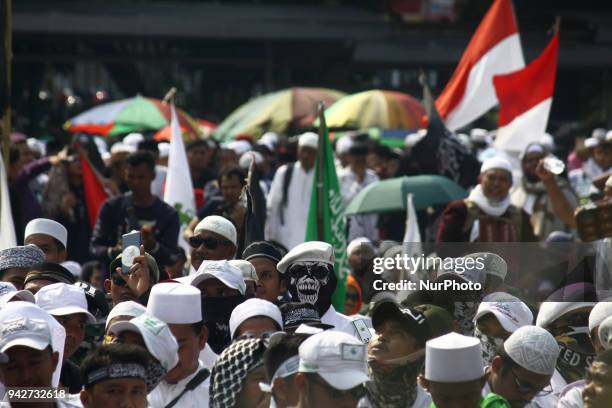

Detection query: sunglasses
xmin=510 ymin=368 xmax=553 ymax=396
xmin=112 ymin=276 xmax=128 ymax=287
xmin=189 ymin=236 xmax=232 ymax=250
xmin=309 ymin=374 xmax=365 ymax=400
xmin=287 ymin=262 xmax=331 ymax=281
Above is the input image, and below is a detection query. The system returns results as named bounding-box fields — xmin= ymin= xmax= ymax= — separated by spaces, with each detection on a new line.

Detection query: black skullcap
xmin=24 ymin=262 xmax=76 ymax=285
xmin=242 ymin=241 xmax=286 ymax=264
xmin=279 ymin=302 xmax=333 ymax=331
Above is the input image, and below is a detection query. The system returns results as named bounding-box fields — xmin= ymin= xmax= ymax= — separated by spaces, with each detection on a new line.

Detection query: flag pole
xmin=315 ymin=102 xmax=326 ymax=241
xmin=2 ymin=0 xmax=12 ymax=165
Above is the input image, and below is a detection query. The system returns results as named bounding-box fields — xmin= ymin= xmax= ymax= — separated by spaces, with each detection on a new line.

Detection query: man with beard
xmin=182 ymin=260 xmax=246 ymax=354
xmin=484 ymin=326 xmax=559 ymax=408
xmin=437 ymin=157 xmax=537 ymax=243
xmin=277 ymin=241 xmax=372 ymax=342
xmin=358 ymin=301 xmax=433 ymax=408
xmin=511 ymin=143 xmax=577 ymax=241
xmin=189 ymin=216 xmax=237 ymax=271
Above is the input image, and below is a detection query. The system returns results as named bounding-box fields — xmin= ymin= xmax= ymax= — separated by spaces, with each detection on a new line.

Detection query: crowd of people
xmin=1 ymin=124 xmax=612 ymax=408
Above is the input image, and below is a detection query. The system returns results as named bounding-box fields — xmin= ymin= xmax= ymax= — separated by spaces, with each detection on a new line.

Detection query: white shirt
xmin=556 ymin=380 xmax=585 ymax=408
xmin=199 ymin=343 xmax=219 ymax=370
xmin=338 ymin=167 xmax=379 ymax=241
xmin=151 ymin=165 xmax=168 ymax=198
xmin=265 ymin=161 xmax=314 ymax=250
xmin=148 ymin=360 xmax=210 ymax=408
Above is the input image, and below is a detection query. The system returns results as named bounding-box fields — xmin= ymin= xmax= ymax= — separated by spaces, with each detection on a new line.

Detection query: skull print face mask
xmin=286 ymin=262 xmax=337 ymax=316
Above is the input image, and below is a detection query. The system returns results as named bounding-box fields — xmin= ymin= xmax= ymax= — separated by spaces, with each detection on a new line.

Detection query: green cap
xmin=413 ymin=304 xmax=454 ymax=340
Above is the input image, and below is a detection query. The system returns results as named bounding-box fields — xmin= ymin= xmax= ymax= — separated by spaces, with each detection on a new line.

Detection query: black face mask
xmin=286 ymin=262 xmax=337 ymax=317
xmin=202 ymin=295 xmax=245 ymax=354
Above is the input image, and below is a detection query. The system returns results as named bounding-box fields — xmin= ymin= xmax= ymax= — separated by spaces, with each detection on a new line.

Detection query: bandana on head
xmin=209 ymin=338 xmax=267 ymax=408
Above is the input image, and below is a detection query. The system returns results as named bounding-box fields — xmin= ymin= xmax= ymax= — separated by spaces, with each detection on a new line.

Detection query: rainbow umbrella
xmin=64 ymin=96 xmax=201 ymax=137
xmin=214 ymin=87 xmax=346 ymax=142
xmin=321 ymin=89 xmax=426 ymax=130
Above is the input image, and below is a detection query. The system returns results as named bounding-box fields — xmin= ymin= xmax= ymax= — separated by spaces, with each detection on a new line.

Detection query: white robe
xmin=338 ymin=167 xmax=379 ymax=241
xmin=198 ymin=343 xmax=219 ymax=370
xmin=265 ymin=162 xmax=314 ymax=250
xmin=148 ymin=360 xmax=210 ymax=408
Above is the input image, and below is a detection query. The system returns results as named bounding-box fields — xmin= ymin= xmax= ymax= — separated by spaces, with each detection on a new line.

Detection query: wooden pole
xmin=316 ymin=102 xmax=326 ymax=241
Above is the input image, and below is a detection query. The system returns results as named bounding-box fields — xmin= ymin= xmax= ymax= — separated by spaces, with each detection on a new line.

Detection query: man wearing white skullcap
xmin=189 ymin=215 xmax=238 ymax=270
xmin=146 ymin=282 xmax=211 ymax=408
xmin=437 ymin=156 xmax=537 ymax=243
xmin=511 ymin=143 xmax=578 ymax=241
xmin=419 ymin=332 xmax=511 ymax=408
xmin=229 ymin=297 xmax=282 ymax=340
xmin=265 ymin=132 xmax=318 ymax=250
xmin=24 ymin=218 xmax=68 ymax=262
xmin=588 ymin=301 xmax=612 ymax=353
xmin=335 ymin=135 xmax=354 ymax=169
xmin=484 ymin=326 xmax=559 ymax=408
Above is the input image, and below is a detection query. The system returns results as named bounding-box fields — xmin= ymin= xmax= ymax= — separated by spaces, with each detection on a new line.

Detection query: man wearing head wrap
xmin=359 ymin=302 xmax=434 ymax=408
xmin=338 ymin=142 xmax=379 ymax=242
xmin=209 ymin=338 xmax=269 ymax=408
xmin=510 ymin=143 xmax=578 ymax=241
xmin=242 ymin=240 xmax=287 ymax=303
xmin=483 ymin=326 xmax=560 ymax=408
xmin=437 ymin=157 xmax=537 ymax=243
xmin=0 ymin=245 xmax=45 ymax=290
xmin=265 ymin=132 xmax=318 ymax=250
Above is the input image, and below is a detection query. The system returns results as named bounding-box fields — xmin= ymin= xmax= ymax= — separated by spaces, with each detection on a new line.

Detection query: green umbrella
xmin=344 ymin=175 xmax=468 ymax=215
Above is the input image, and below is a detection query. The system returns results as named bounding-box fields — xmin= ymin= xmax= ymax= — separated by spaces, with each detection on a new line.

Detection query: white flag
xmin=0 ymin=152 xmax=16 ymax=249
xmin=163 ymin=103 xmax=196 ymax=253
xmin=399 ymin=193 xmax=422 ymax=296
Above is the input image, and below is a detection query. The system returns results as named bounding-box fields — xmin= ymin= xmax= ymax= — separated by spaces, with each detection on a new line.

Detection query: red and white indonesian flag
xmin=435 ymin=0 xmax=525 ymax=131
xmin=494 ymin=33 xmax=559 ymax=153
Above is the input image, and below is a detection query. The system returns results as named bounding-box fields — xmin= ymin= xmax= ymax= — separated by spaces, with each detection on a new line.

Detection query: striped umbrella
xmin=322 ymin=89 xmax=426 ymax=130
xmin=64 ymin=96 xmax=201 ymax=137
xmin=214 ymin=87 xmax=346 ymax=141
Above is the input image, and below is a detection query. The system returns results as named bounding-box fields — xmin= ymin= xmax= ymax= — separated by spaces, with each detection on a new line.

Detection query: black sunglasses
xmin=287 ymin=262 xmax=331 ymax=280
xmin=112 ymin=276 xmax=128 ymax=287
xmin=510 ymin=368 xmax=553 ymax=396
xmin=189 ymin=236 xmax=232 ymax=250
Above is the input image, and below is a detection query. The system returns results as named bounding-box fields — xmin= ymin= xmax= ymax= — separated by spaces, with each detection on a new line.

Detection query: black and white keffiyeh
xmin=209 ymin=338 xmax=267 ymax=408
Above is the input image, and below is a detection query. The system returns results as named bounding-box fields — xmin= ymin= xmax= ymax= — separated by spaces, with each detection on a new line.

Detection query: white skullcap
xmin=504 ymin=326 xmax=559 ymax=375
xmin=425 ymin=332 xmax=484 ymax=382
xmin=147 ymin=282 xmax=202 ymax=324
xmin=223 ymin=140 xmax=252 ymax=156
xmin=524 ymin=143 xmax=546 ymax=156
xmin=480 ymin=157 xmax=513 ymax=174
xmin=105 ymin=301 xmax=146 ymax=329
xmin=298 ymin=132 xmax=318 ymax=150
xmin=346 ymin=237 xmax=374 ymax=256
xmin=599 ymin=316 xmax=612 ymax=350
xmin=539 ymin=133 xmax=555 ymax=150
xmin=336 ymin=136 xmax=354 ymax=155
xmin=110 ymin=142 xmax=136 ymax=155
xmin=404 ymin=129 xmax=427 ymax=148
xmin=277 ymin=241 xmax=334 ymax=274
xmin=25 ymin=218 xmax=68 ymax=248
xmin=470 ymin=128 xmax=488 ymax=141
xmin=589 ymin=301 xmax=612 ymax=333
xmin=238 ymin=151 xmax=263 ymax=170
xmin=592 ymin=128 xmax=607 ymax=141
xmin=229 ymin=298 xmax=282 ymax=339
xmin=229 ymin=260 xmax=258 ymax=282
xmin=194 ymin=216 xmax=237 ymax=246
xmin=123 ymin=133 xmax=144 ymax=148
xmin=158 ymin=142 xmax=170 ymax=159
xmin=60 ymin=261 xmax=81 ymax=279
xmin=536 ymin=302 xmax=596 ymax=328
xmin=584 ymin=137 xmax=600 ymax=149
xmin=260 ymin=132 xmax=279 ymax=146
xmin=27 ymin=138 xmax=46 ymax=156
xmin=464 ymin=252 xmax=507 ymax=281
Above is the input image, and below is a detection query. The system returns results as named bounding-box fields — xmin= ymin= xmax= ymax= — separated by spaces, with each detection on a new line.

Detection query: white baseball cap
xmin=110 ymin=313 xmax=179 ymax=372
xmin=229 ymin=298 xmax=282 ymax=340
xmin=24 ymin=218 xmax=68 ymax=248
xmin=589 ymin=301 xmax=612 ymax=333
xmin=536 ymin=302 xmax=596 ymax=328
xmin=425 ymin=332 xmax=484 ymax=382
xmin=35 ymin=283 xmax=95 ymax=324
xmin=504 ymin=326 xmax=559 ymax=375
xmin=277 ymin=241 xmax=334 ymax=275
xmin=464 ymin=252 xmax=507 ymax=281
xmin=61 ymin=261 xmax=82 ymax=280
xmin=194 ymin=216 xmax=237 ymax=247
xmin=193 ymin=260 xmax=246 ymax=295
xmin=298 ymin=132 xmax=318 ymax=150
xmin=0 ymin=316 xmax=51 ymax=356
xmin=474 ymin=292 xmax=533 ymax=333
xmin=299 ymin=330 xmax=368 ymax=391
xmin=0 ymin=282 xmax=35 ymax=306
xmin=598 ymin=316 xmax=612 ymax=350
xmin=105 ymin=301 xmax=146 ymax=330
xmin=229 ymin=260 xmax=258 ymax=282
xmin=147 ymin=282 xmax=202 ymax=324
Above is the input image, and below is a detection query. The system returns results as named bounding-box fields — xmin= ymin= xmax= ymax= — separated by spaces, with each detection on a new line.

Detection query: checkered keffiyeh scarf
xmin=209 ymin=338 xmax=267 ymax=408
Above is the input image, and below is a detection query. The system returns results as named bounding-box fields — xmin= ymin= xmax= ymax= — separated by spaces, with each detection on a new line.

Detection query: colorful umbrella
xmin=214 ymin=87 xmax=346 ymax=142
xmin=154 ymin=119 xmax=217 ymax=142
xmin=344 ymin=175 xmax=467 ymax=215
xmin=321 ymin=89 xmax=426 ymax=130
xmin=64 ymin=96 xmax=201 ymax=137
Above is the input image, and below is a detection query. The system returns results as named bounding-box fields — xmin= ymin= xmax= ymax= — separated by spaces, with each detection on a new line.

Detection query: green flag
xmin=305 ymin=103 xmax=348 ymax=312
